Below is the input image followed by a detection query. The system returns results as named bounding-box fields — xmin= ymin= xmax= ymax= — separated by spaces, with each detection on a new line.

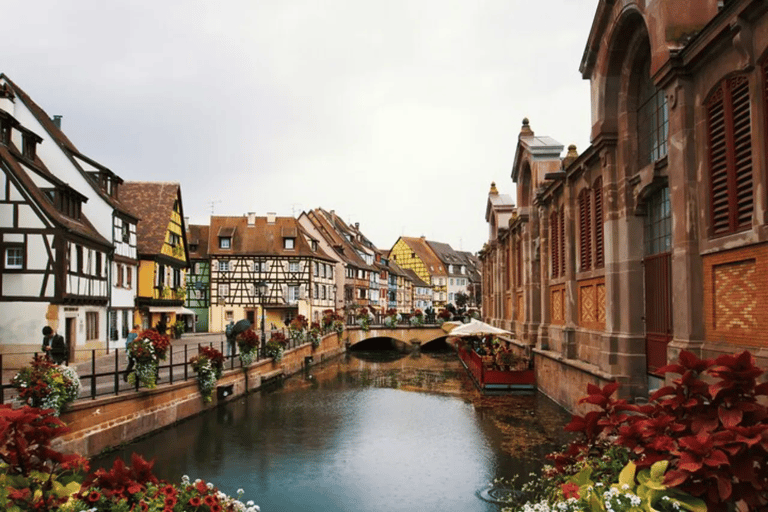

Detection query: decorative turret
xmin=562 ymin=144 xmax=579 ymax=170
xmin=519 ymin=117 xmax=534 ymax=138
xmin=489 ymin=182 xmax=498 ymax=195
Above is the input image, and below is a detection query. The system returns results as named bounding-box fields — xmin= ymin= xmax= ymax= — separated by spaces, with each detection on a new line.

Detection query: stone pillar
xmin=538 ymin=204 xmax=550 ymax=350
xmin=665 ymin=77 xmax=705 ymax=359
xmin=563 ymin=178 xmax=578 ymax=359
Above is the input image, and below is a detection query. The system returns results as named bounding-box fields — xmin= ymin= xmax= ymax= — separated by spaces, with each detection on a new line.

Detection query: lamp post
xmin=256 ymin=281 xmax=267 ymax=342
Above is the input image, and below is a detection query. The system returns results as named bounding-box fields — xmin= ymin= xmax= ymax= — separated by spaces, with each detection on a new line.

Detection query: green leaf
xmin=649 ymin=460 xmax=669 ymax=482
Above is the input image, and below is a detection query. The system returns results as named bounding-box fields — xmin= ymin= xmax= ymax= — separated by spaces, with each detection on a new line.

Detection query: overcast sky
xmin=3 ymin=1 xmax=595 ymax=254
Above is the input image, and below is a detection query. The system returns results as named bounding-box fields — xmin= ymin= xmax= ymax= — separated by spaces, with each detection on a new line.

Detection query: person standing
xmin=225 ymin=320 xmax=236 ymax=358
xmin=41 ymin=326 xmax=67 ymax=364
xmin=123 ymin=324 xmax=141 ymax=382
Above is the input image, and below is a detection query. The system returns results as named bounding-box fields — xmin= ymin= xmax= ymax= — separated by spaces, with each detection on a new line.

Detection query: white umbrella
xmin=448 ymin=319 xmax=512 ymax=337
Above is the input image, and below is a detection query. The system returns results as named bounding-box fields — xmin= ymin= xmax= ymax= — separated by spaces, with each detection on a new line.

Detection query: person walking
xmin=41 ymin=326 xmax=67 ymax=364
xmin=123 ymin=324 xmax=141 ymax=382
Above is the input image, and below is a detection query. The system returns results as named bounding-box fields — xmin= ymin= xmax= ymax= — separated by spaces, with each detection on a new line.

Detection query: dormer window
xmin=46 ymin=186 xmax=84 ymax=221
xmin=22 ymin=132 xmax=40 ymax=160
xmin=219 ymin=237 xmax=231 ymax=249
xmin=284 ymin=237 xmax=295 ymax=250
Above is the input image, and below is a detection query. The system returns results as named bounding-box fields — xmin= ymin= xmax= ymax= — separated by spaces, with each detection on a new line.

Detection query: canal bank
xmin=53 ymin=331 xmax=346 ymax=458
xmin=93 ymin=348 xmax=574 ymax=512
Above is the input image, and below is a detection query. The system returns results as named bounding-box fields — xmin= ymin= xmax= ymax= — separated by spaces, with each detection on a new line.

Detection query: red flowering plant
xmin=355 ymin=307 xmax=372 ymax=331
xmin=73 ymin=453 xmax=260 ymax=512
xmin=237 ymin=329 xmax=260 ymax=367
xmin=126 ymin=329 xmax=172 ymax=389
xmin=289 ymin=314 xmax=308 ymax=343
xmin=190 ymin=346 xmax=225 ymax=403
xmin=321 ymin=309 xmax=344 ymax=335
xmin=11 ymin=355 xmax=81 ymax=416
xmin=0 ymin=404 xmax=87 ymax=511
xmin=383 ymin=308 xmax=400 ymax=328
xmin=265 ymin=331 xmax=287 ymax=362
xmin=308 ymin=321 xmax=322 ymax=348
xmin=410 ymin=309 xmax=424 ymax=326
xmin=548 ymin=350 xmax=768 ymax=512
xmin=437 ymin=309 xmax=453 ymax=321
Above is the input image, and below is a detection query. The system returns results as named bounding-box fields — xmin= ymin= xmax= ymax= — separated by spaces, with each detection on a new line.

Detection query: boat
xmin=456 ymin=343 xmax=535 ymax=392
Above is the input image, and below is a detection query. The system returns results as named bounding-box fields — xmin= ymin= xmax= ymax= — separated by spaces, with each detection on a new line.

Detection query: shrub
xmin=552 ymin=350 xmax=768 ymax=511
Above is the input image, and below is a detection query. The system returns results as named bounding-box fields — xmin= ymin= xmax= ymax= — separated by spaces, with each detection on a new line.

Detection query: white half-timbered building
xmin=1 ymin=75 xmax=140 ymax=351
xmin=208 ymin=213 xmax=337 ymax=331
xmin=0 ymin=82 xmax=112 ymax=362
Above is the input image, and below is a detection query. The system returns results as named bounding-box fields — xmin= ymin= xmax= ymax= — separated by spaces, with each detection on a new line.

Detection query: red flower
xmin=189 ymin=496 xmax=202 ymax=506
xmin=139 ymin=501 xmax=149 ymax=512
xmin=204 ymin=494 xmax=217 ymax=506
xmin=196 ymin=480 xmax=208 ymax=493
xmin=87 ymin=490 xmax=102 ymax=503
xmin=561 ymin=482 xmax=580 ymax=499
xmin=161 ymin=484 xmax=176 ymax=496
xmin=211 ymin=504 xmax=222 ymax=512
xmin=164 ymin=495 xmax=177 ymax=507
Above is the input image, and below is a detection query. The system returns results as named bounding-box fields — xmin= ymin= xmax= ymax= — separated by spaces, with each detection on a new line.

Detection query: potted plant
xmin=265 ymin=331 xmax=287 ymax=362
xmin=410 ymin=309 xmax=424 ymax=326
xmin=356 ymin=307 xmax=372 ymax=331
xmin=321 ymin=309 xmax=345 ymax=335
xmin=189 ymin=346 xmax=224 ymax=403
xmin=383 ymin=308 xmax=399 ymax=328
xmin=126 ymin=329 xmax=171 ymax=388
xmin=237 ymin=329 xmax=260 ymax=367
xmin=289 ymin=314 xmax=308 ymax=344
xmin=308 ymin=322 xmax=322 ymax=348
xmin=172 ymin=320 xmax=185 ymax=339
xmin=11 ymin=355 xmax=81 ymax=416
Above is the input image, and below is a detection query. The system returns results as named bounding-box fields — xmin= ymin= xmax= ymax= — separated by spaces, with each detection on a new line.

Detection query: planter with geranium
xmin=383 ymin=308 xmax=400 ymax=328
xmin=356 ymin=307 xmax=372 ymax=331
xmin=237 ymin=329 xmax=260 ymax=367
xmin=11 ymin=355 xmax=81 ymax=416
xmin=189 ymin=346 xmax=224 ymax=403
xmin=410 ymin=309 xmax=424 ymax=326
xmin=289 ymin=314 xmax=308 ymax=344
xmin=308 ymin=321 xmax=322 ymax=348
xmin=322 ymin=309 xmax=345 ymax=335
xmin=265 ymin=331 xmax=287 ymax=362
xmin=126 ymin=329 xmax=171 ymax=389
xmin=437 ymin=309 xmax=452 ymax=323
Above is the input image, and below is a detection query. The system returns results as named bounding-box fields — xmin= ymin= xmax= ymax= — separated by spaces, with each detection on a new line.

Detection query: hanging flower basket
xmin=126 ymin=329 xmax=171 ymax=389
xmin=265 ymin=332 xmax=287 ymax=362
xmin=356 ymin=307 xmax=372 ymax=331
xmin=237 ymin=329 xmax=260 ymax=368
xmin=308 ymin=322 xmax=322 ymax=348
xmin=11 ymin=355 xmax=80 ymax=416
xmin=190 ymin=346 xmax=224 ymax=403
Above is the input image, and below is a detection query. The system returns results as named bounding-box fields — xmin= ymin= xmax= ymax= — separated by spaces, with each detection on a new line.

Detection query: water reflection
xmin=93 ymin=350 xmax=572 ymax=512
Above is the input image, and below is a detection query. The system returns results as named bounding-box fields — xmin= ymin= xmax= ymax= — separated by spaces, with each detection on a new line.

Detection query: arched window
xmin=706 ymin=75 xmax=753 ymax=236
xmin=636 ymin=48 xmax=668 ymax=166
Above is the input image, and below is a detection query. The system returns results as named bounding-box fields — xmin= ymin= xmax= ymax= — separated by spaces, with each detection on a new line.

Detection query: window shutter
xmin=579 ymin=189 xmax=592 ymax=271
xmin=559 ymin=209 xmax=565 ymax=277
xmin=550 ymin=210 xmax=559 ymax=278
xmin=707 ymin=75 xmax=752 ymax=236
xmin=593 ymin=177 xmax=604 ymax=269
xmin=729 ymin=76 xmax=752 ymax=230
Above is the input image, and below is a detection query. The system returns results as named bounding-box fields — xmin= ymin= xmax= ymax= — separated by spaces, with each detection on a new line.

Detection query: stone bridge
xmin=345 ymin=325 xmax=452 ymax=350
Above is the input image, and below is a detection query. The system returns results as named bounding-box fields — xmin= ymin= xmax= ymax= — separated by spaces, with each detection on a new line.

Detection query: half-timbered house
xmin=298 ymin=208 xmax=378 ymax=317
xmin=208 ymin=213 xmax=336 ymax=331
xmin=121 ymin=182 xmax=190 ymax=331
xmin=186 ymin=224 xmax=210 ymax=332
xmin=0 ymin=83 xmax=112 ymax=362
xmin=390 ymin=236 xmax=444 ymax=307
xmin=1 ymin=75 xmax=140 ymax=351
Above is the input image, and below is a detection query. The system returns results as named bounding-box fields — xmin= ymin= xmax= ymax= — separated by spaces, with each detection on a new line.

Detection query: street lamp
xmin=256 ymin=281 xmax=267 ymax=342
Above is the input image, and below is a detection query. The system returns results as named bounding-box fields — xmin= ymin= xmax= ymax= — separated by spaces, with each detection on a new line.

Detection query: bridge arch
xmin=345 ymin=326 xmax=449 ymax=351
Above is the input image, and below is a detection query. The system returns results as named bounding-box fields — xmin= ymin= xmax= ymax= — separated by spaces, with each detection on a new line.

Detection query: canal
xmin=93 ymin=344 xmax=573 ymax=511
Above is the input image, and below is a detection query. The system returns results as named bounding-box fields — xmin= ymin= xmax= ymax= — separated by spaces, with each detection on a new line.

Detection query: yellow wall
xmin=137 ymin=260 xmax=156 ymax=298
xmin=391 ymin=239 xmax=430 ymax=284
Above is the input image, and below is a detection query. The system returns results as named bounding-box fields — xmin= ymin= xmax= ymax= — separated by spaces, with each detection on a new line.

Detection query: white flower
xmin=207 ymin=482 xmax=214 ymax=490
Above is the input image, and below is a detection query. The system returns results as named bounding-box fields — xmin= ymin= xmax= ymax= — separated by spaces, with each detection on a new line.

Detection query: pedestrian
xmin=225 ymin=320 xmax=236 ymax=357
xmin=155 ymin=317 xmax=167 ymax=335
xmin=41 ymin=325 xmax=67 ymax=364
xmin=123 ymin=324 xmax=141 ymax=382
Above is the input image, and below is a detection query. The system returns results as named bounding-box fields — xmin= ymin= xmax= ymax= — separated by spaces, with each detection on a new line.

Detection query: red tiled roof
xmin=121 ymin=182 xmax=182 ymax=255
xmin=399 ymin=236 xmax=446 ymax=276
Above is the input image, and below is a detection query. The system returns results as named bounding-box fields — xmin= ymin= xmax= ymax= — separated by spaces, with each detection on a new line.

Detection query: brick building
xmin=480 ymin=0 xmax=768 ymax=411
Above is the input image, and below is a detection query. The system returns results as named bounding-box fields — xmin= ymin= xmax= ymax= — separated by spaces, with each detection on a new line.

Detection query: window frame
xmin=4 ymin=244 xmax=25 ymax=270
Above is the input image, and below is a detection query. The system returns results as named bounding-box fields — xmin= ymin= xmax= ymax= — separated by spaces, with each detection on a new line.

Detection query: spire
xmin=519 ymin=117 xmax=534 ymax=138
xmin=562 ymin=144 xmax=579 ymax=169
xmin=489 ymin=182 xmax=498 ymax=195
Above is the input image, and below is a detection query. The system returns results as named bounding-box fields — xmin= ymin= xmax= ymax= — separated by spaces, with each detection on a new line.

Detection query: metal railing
xmin=0 ymin=332 xmax=315 ymax=406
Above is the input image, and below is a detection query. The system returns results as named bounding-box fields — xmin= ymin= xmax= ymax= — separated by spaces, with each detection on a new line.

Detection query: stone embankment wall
xmin=54 ymin=333 xmax=345 ymax=458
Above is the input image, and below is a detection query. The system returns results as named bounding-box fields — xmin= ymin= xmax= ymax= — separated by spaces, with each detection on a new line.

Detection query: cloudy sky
xmin=3 ymin=0 xmax=595 ymax=253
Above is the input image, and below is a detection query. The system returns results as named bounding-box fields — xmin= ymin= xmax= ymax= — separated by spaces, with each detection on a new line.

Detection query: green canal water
xmin=93 ymin=346 xmax=573 ymax=511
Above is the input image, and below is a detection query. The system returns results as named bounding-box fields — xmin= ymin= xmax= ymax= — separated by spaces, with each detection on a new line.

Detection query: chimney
xmin=247 ymin=212 xmax=256 ymax=226
xmin=354 ymin=222 xmax=359 ymax=230
xmin=52 ymin=115 xmax=62 ymax=129
xmin=0 ymin=83 xmax=15 ymax=116
xmin=267 ymin=212 xmax=276 ymax=224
